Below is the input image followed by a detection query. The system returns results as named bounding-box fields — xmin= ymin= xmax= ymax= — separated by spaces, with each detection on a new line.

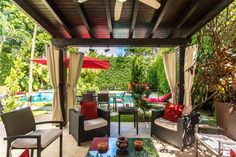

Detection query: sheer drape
xmin=67 ymin=52 xmax=84 ymax=116
xmin=163 ymin=52 xmax=177 ymax=103
xmin=184 ymin=45 xmax=198 ymax=106
xmin=46 ymin=44 xmax=62 ymax=121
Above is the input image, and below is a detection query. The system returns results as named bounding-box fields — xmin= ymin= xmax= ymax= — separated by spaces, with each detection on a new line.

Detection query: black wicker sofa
xmin=151 ymin=108 xmax=200 ymax=150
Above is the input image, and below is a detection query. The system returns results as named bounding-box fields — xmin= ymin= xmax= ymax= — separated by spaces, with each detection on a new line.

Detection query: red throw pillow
xmin=230 ymin=149 xmax=236 ymax=157
xmin=19 ymin=149 xmax=29 ymax=157
xmin=163 ymin=104 xmax=184 ymax=122
xmin=81 ymin=101 xmax=98 ymax=120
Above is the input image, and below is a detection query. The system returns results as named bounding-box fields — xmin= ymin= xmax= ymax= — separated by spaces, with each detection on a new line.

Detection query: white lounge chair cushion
xmin=84 ymin=118 xmax=107 ymax=131
xmin=195 ymin=133 xmax=236 ymax=156
xmin=12 ymin=129 xmax=62 ymax=148
xmin=154 ymin=118 xmax=177 ymax=131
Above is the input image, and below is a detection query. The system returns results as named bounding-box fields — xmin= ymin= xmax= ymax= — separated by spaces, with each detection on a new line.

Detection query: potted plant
xmin=193 ymin=45 xmax=236 ymax=128
xmin=191 ymin=6 xmax=236 ymax=128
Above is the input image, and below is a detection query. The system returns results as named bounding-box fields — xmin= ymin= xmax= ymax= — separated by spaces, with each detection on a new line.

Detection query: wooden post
xmin=58 ymin=47 xmax=67 ymax=124
xmin=179 ymin=45 xmax=186 ymax=104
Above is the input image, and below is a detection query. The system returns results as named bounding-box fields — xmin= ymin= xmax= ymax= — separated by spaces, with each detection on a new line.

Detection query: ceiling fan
xmin=77 ymin=0 xmax=161 ymax=21
xmin=115 ymin=0 xmax=161 ymax=21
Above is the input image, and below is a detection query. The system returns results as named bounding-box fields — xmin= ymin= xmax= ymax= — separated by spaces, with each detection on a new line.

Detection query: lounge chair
xmin=195 ymin=111 xmax=236 ymax=157
xmin=143 ymin=93 xmax=171 ymax=104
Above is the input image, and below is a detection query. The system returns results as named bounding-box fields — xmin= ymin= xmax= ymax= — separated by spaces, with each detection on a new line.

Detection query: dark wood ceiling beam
xmin=166 ymin=0 xmax=199 ymax=38
xmin=42 ymin=0 xmax=74 ymax=38
xmin=184 ymin=0 xmax=234 ymax=38
xmin=130 ymin=0 xmax=139 ymax=38
xmin=13 ymin=0 xmax=62 ymax=37
xmin=73 ymin=0 xmax=95 ymax=38
xmin=104 ymin=0 xmax=113 ymax=38
xmin=52 ymin=38 xmax=191 ymax=47
xmin=148 ymin=0 xmax=171 ymax=38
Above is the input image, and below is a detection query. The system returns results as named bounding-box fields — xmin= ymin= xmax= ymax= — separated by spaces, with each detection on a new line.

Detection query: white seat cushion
xmin=84 ymin=118 xmax=107 ymax=131
xmin=154 ymin=118 xmax=177 ymax=131
xmin=12 ymin=129 xmax=62 ymax=148
xmin=195 ymin=133 xmax=236 ymax=156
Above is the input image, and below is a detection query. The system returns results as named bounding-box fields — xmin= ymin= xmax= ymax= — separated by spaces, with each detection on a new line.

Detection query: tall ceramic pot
xmin=214 ymin=101 xmax=235 ymax=129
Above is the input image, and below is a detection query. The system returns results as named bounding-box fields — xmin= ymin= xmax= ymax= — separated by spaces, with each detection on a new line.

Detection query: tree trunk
xmin=28 ymin=23 xmax=37 ymax=106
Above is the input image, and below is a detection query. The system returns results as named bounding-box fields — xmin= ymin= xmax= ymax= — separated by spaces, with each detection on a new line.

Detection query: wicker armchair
xmin=69 ymin=107 xmax=110 ymax=146
xmin=151 ymin=109 xmax=200 ymax=150
xmin=81 ymin=93 xmax=95 ymax=102
xmin=1 ymin=107 xmax=63 ymax=157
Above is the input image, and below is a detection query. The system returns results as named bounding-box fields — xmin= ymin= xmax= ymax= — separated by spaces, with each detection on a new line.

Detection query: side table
xmin=118 ymin=107 xmax=138 ymax=135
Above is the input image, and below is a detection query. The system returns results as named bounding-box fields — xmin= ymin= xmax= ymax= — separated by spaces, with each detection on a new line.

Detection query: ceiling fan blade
xmin=114 ymin=0 xmax=123 ymax=21
xmin=78 ymin=0 xmax=88 ymax=3
xmin=139 ymin=0 xmax=161 ymax=9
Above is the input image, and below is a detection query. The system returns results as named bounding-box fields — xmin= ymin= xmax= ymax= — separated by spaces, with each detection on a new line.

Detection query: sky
xmin=78 ymin=47 xmax=126 ymax=57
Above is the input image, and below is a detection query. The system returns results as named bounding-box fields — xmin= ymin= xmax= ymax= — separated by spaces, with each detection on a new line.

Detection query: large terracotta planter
xmin=214 ymin=101 xmax=235 ymax=129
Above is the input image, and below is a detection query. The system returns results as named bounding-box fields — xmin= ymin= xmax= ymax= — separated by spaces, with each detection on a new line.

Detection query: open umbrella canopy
xmin=31 ymin=56 xmax=110 ymax=70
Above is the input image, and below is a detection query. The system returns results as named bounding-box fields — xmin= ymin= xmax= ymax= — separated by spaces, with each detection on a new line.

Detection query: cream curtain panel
xmin=163 ymin=52 xmax=177 ymax=103
xmin=67 ymin=52 xmax=84 ymax=115
xmin=46 ymin=44 xmax=62 ymax=121
xmin=184 ymin=45 xmax=198 ymax=106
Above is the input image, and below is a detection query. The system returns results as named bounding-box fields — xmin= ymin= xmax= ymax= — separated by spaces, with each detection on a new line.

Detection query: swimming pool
xmin=20 ymin=90 xmax=134 ymax=104
xmin=20 ymin=90 xmax=53 ymax=103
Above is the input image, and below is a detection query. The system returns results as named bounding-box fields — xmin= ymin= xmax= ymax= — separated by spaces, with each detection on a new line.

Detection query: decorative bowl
xmin=134 ymin=140 xmax=143 ymax=151
xmin=116 ymin=137 xmax=129 ymax=151
xmin=97 ymin=142 xmax=108 ymax=153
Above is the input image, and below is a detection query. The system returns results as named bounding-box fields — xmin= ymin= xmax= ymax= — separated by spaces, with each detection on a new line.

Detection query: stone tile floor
xmin=0 ymin=113 xmax=210 ymax=157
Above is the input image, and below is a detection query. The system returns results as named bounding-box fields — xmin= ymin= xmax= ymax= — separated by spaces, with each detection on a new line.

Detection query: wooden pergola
xmin=12 ymin=0 xmax=233 ymax=122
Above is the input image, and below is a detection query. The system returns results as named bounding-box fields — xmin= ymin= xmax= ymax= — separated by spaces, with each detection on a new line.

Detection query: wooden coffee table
xmin=86 ymin=137 xmax=158 ymax=157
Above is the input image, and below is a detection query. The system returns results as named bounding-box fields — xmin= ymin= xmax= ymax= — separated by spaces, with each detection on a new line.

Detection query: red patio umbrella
xmin=31 ymin=56 xmax=110 ymax=70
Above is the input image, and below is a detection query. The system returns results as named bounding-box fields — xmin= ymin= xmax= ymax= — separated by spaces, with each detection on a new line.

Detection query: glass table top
xmin=86 ymin=138 xmax=159 ymax=157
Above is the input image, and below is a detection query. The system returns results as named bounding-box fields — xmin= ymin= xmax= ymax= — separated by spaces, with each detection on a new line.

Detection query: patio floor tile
xmin=0 ymin=113 xmax=209 ymax=157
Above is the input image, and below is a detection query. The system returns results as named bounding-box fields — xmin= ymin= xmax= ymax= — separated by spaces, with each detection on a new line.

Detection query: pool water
xmin=20 ymin=90 xmax=53 ymax=103
xmin=20 ymin=91 xmax=134 ymax=104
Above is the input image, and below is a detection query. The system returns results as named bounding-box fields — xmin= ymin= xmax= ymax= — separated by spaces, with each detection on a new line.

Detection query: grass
xmin=32 ymin=102 xmax=52 ymax=107
xmin=32 ymin=110 xmax=48 ymax=116
xmin=31 ymin=103 xmax=52 ymax=116
xmin=199 ymin=110 xmax=216 ymax=126
xmin=111 ymin=112 xmax=151 ymax=122
xmin=111 ymin=109 xmax=217 ymax=126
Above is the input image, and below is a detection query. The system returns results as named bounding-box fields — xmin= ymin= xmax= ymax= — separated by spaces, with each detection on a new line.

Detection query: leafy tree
xmin=0 ymin=0 xmax=51 ymax=89
xmin=95 ymin=56 xmax=132 ymax=90
xmin=156 ymin=52 xmax=170 ymax=95
xmin=131 ymin=56 xmax=152 ymax=119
